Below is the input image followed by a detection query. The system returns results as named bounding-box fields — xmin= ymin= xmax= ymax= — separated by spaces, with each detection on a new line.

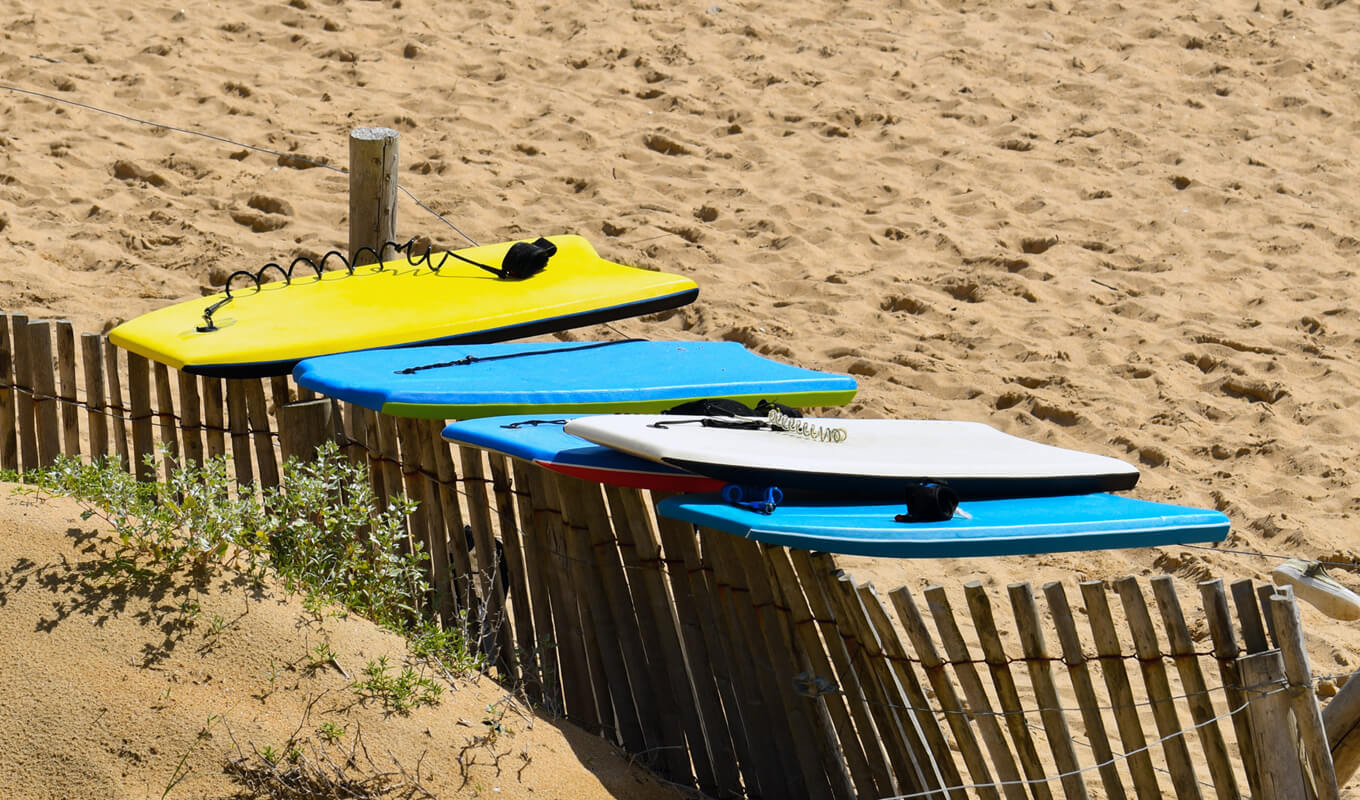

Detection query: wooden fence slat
xmin=177 ymin=369 xmax=204 ymax=469
xmin=818 ymin=561 xmax=929 ymax=798
xmin=763 ymin=547 xmax=883 ymax=799
xmin=575 ymin=477 xmax=687 ymax=783
xmin=601 ymin=484 xmax=715 ymax=791
xmin=0 ymin=314 xmax=17 ymax=471
xmin=727 ymin=537 xmax=844 ymax=799
xmin=859 ymin=582 xmax=968 ymax=800
xmin=153 ymin=362 xmax=179 ymax=482
xmin=890 ymin=585 xmax=1003 ymax=800
xmin=653 ymin=509 xmax=767 ymax=795
xmin=54 ymin=320 xmax=80 ymax=459
xmin=693 ymin=516 xmax=792 ymax=797
xmin=533 ymin=469 xmax=609 ymax=735
xmin=965 ymin=581 xmax=1055 ymax=800
xmin=704 ymin=531 xmax=817 ymax=799
xmin=924 ymin=584 xmax=1030 ymax=800
xmin=1150 ymin=576 xmax=1240 ymax=800
xmin=611 ymin=484 xmax=736 ymax=797
xmin=509 ymin=459 xmax=558 ymax=708
xmin=410 ymin=420 xmax=455 ymax=630
xmin=1042 ymin=582 xmax=1129 ymax=800
xmin=103 ymin=338 xmax=130 ymax=471
xmin=201 ymin=376 xmax=225 ymax=461
xmin=1230 ymin=579 xmax=1269 ymax=655
xmin=125 ymin=351 xmax=156 ymax=482
xmin=487 ymin=454 xmax=536 ymax=685
xmin=341 ymin=401 xmax=365 ymax=466
xmin=789 ymin=549 xmax=897 ymax=797
xmin=551 ymin=473 xmax=648 ymax=755
xmin=1239 ymin=650 xmax=1306 ymax=798
xmin=1269 ymin=593 xmax=1342 ymax=800
xmin=1256 ymin=584 xmax=1284 ymax=649
xmin=1114 ymin=577 xmax=1203 ymax=800
xmin=392 ymin=416 xmax=438 ymax=620
xmin=26 ymin=320 xmax=60 ymax=468
xmin=1079 ymin=580 xmax=1163 ymax=800
xmin=370 ymin=410 xmax=402 ymax=507
xmin=80 ymin=334 xmax=108 ymax=463
xmin=11 ymin=314 xmax=37 ymax=473
xmin=1008 ymin=582 xmax=1090 ymax=800
xmin=1327 ymin=676 xmax=1360 ymax=786
xmin=1198 ymin=579 xmax=1264 ymax=799
xmin=426 ymin=430 xmax=474 ymax=615
xmin=461 ymin=447 xmax=518 ymax=678
xmin=224 ymin=379 xmax=253 ymax=486
xmin=243 ymin=379 xmax=279 ymax=489
xmin=269 ymin=375 xmax=291 ymax=414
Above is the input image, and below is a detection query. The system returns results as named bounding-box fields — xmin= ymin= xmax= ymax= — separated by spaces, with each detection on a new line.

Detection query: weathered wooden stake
xmin=1270 ymin=592 xmax=1341 ymax=800
xmin=278 ymin=399 xmax=335 ymax=464
xmin=348 ymin=127 xmax=399 ymax=265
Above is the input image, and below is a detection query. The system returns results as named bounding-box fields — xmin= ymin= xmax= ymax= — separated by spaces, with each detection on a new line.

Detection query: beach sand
xmin=2 ymin=0 xmax=1359 ymax=794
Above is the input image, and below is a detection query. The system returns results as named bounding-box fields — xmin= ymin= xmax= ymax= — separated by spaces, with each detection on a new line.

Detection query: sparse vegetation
xmin=26 ymin=444 xmax=481 ymax=674
xmin=351 ymin=655 xmax=444 ymax=714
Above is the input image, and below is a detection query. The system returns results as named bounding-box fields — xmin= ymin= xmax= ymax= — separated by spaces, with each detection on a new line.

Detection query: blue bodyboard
xmin=294 ymin=340 xmax=857 ymax=419
xmin=656 ymin=492 xmax=1230 ymax=558
xmin=442 ymin=415 xmax=722 ymax=492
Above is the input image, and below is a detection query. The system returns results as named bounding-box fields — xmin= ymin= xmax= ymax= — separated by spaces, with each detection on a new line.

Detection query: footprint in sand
xmin=230 ymin=195 xmax=292 ymax=233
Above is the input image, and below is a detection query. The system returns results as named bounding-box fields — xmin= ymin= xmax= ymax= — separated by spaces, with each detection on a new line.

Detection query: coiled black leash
xmin=197 ymin=236 xmax=557 ymax=333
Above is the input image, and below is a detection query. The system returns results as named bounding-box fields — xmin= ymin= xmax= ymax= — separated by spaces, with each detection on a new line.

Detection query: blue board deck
xmin=656 ymin=492 xmax=1230 ymax=558
xmin=294 ymin=340 xmax=857 ymax=419
xmin=442 ymin=415 xmax=723 ymax=492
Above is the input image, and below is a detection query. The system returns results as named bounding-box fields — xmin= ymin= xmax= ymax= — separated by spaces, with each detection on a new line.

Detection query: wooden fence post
xmin=1270 ymin=592 xmax=1341 ymax=800
xmin=1240 ymin=650 xmax=1307 ymax=797
xmin=278 ymin=399 xmax=335 ymax=465
xmin=348 ymin=126 xmax=399 ymax=265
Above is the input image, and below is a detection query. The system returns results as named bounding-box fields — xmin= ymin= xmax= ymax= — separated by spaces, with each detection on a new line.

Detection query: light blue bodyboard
xmin=656 ymin=492 xmax=1229 ymax=558
xmin=294 ymin=340 xmax=857 ymax=418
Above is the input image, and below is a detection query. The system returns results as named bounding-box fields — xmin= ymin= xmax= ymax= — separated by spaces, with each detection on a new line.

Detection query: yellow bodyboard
xmin=108 ymin=235 xmax=698 ymax=377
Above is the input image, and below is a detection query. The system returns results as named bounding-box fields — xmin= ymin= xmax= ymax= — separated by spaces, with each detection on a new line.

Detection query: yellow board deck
xmin=108 ymin=235 xmax=699 ymax=377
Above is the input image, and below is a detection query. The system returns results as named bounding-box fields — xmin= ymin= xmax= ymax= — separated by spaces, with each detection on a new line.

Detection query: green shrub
xmin=29 ymin=443 xmax=478 ymax=676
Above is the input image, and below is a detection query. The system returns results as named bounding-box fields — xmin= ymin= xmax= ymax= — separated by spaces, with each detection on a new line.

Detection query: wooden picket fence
xmin=0 ymin=310 xmax=1352 ymax=799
